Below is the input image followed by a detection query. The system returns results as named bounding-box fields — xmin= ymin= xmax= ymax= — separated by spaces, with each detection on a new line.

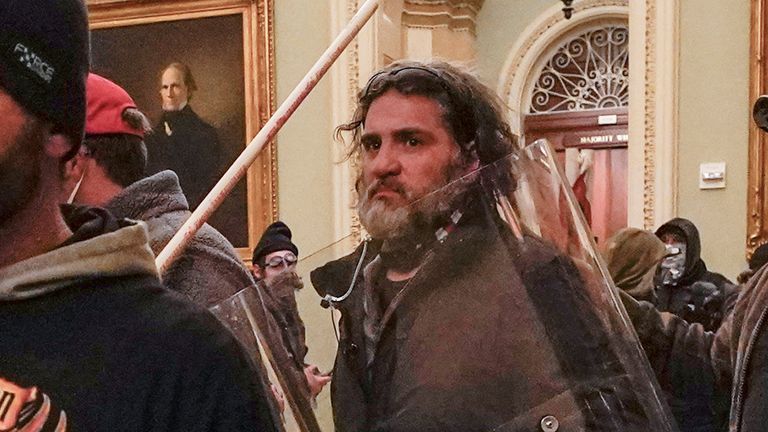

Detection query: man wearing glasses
xmin=252 ymin=222 xmax=331 ymax=405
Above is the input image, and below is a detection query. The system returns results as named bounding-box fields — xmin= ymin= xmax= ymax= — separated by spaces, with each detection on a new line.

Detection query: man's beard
xmin=356 ymin=156 xmax=473 ymax=242
xmin=0 ymin=120 xmax=44 ymax=227
xmin=265 ymin=270 xmax=304 ymax=311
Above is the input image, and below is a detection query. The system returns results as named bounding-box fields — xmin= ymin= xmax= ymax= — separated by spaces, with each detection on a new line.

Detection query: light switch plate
xmin=699 ymin=162 xmax=726 ymax=189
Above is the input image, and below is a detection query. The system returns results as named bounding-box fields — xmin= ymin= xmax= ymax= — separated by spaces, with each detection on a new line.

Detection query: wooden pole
xmin=156 ymin=0 xmax=380 ymax=273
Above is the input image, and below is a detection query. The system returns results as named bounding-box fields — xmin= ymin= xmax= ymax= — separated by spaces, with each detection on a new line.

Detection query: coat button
xmin=540 ymin=415 xmax=559 ymax=432
xmin=345 ymin=343 xmax=359 ymax=357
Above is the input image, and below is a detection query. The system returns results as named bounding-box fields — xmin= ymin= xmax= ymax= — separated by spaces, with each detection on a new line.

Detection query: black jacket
xmin=654 ymin=218 xmax=737 ymax=331
xmin=622 ymin=258 xmax=768 ymax=432
xmin=145 ymin=105 xmax=221 ymax=209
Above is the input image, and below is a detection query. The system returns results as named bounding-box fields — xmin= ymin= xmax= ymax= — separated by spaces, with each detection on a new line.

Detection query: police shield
xmin=312 ymin=138 xmax=676 ymax=431
xmin=210 ymin=286 xmax=323 ymax=432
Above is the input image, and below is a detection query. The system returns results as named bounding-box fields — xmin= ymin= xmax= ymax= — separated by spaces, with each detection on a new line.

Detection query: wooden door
xmin=524 ymin=107 xmax=628 ymax=246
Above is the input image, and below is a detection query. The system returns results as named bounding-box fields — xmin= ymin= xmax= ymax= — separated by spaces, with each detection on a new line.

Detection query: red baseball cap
xmin=85 ymin=73 xmax=144 ymax=138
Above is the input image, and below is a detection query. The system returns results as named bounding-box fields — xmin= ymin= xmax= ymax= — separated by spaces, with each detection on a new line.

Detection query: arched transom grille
xmin=529 ymin=25 xmax=628 ymax=114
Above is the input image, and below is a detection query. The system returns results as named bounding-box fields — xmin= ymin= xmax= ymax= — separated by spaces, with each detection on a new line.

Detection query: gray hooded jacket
xmin=0 ymin=206 xmax=278 ymax=431
xmin=105 ymin=170 xmax=253 ymax=306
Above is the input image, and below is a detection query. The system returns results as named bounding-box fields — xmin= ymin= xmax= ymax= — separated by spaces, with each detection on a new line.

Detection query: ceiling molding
xmin=402 ymin=0 xmax=484 ymax=34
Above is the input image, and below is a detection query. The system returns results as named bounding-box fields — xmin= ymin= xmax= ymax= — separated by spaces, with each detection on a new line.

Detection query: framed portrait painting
xmin=87 ymin=0 xmax=277 ymax=258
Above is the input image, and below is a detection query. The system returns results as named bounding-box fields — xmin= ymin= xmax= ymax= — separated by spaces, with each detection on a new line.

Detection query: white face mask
xmin=66 ymin=171 xmax=85 ymax=204
xmin=660 ymin=242 xmax=686 ymax=285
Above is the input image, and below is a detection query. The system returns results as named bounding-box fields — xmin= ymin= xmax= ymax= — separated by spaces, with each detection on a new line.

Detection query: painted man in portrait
xmin=145 ymin=62 xmax=222 ymax=209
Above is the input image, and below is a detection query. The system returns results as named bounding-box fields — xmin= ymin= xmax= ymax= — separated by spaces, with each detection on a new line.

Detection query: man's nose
xmin=368 ymin=143 xmax=402 ymax=178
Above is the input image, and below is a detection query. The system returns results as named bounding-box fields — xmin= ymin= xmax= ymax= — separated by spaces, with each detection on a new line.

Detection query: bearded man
xmin=310 ymin=61 xmax=659 ymax=432
xmin=251 ymin=222 xmax=331 ymax=405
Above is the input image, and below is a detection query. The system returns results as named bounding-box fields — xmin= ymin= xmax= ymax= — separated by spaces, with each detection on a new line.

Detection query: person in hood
xmin=617 ymin=100 xmax=768 ymax=432
xmin=737 ymin=242 xmax=768 ymax=284
xmin=653 ymin=217 xmax=737 ymax=331
xmin=602 ymin=227 xmax=667 ymax=303
xmin=0 ymin=2 xmax=277 ymax=430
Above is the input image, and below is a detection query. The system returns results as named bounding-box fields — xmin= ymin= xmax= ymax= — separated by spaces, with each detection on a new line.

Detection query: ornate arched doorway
xmin=523 ymin=23 xmax=629 ymax=245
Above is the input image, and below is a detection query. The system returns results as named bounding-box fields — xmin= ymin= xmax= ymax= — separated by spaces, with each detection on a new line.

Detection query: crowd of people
xmin=6 ymin=1 xmax=768 ymax=431
xmin=601 ymin=221 xmax=741 ymax=432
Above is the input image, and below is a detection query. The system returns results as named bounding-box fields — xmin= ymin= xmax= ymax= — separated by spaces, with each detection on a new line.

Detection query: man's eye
xmin=362 ymin=140 xmax=380 ymax=151
xmin=406 ymin=137 xmax=421 ymax=147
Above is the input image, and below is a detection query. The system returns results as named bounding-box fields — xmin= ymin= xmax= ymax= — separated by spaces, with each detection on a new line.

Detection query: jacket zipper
xmin=733 ymin=303 xmax=768 ymax=430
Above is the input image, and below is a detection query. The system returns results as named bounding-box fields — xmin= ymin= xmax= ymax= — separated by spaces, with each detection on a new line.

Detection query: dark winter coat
xmin=145 ymin=105 xmax=221 ymax=209
xmin=257 ymin=272 xmax=312 ymax=402
xmin=105 ymin=171 xmax=251 ymax=307
xmin=311 ymin=214 xmax=656 ymax=432
xmin=623 ymin=260 xmax=768 ymax=432
xmin=0 ymin=206 xmax=277 ymax=431
xmin=654 ymin=218 xmax=737 ymax=331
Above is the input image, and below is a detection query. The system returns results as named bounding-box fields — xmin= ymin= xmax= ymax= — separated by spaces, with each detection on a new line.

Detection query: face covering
xmin=660 ymin=242 xmax=686 ymax=285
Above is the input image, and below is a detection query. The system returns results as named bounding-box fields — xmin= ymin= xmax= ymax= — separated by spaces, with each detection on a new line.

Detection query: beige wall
xmin=475 ymin=0 xmax=551 ymax=85
xmin=477 ymin=0 xmax=751 ymax=279
xmin=676 ymin=0 xmax=750 ymax=279
xmin=274 ymin=1 xmax=338 ymax=428
xmin=275 ymin=0 xmax=336 ymax=255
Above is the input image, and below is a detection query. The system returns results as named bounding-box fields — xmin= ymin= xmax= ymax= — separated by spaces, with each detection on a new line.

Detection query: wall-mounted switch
xmin=699 ymin=162 xmax=726 ymax=189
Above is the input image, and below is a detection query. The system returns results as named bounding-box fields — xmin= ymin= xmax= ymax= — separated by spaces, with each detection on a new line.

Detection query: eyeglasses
xmin=361 ymin=65 xmax=452 ymax=100
xmin=263 ymin=252 xmax=298 ymax=269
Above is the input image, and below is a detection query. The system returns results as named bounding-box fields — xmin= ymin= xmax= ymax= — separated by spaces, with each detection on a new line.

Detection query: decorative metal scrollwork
xmin=530 ymin=25 xmax=628 ymax=113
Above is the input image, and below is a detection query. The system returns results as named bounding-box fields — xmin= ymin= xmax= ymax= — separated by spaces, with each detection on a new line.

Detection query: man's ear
xmin=63 ymin=153 xmax=84 ymax=182
xmin=252 ymin=265 xmax=263 ymax=281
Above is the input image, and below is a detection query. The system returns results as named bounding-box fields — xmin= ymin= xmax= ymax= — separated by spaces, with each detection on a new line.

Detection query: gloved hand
xmin=683 ymin=281 xmax=723 ymax=331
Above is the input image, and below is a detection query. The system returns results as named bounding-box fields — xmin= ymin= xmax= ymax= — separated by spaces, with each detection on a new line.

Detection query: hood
xmin=106 ymin=170 xmax=188 ymax=221
xmin=655 ymin=217 xmax=706 ymax=283
xmin=603 ymin=228 xmax=666 ymax=292
xmin=0 ymin=206 xmax=157 ymax=301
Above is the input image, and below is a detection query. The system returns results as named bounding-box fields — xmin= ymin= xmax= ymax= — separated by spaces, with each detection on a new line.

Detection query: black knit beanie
xmin=252 ymin=221 xmax=299 ymax=265
xmin=0 ymin=0 xmax=90 ymax=155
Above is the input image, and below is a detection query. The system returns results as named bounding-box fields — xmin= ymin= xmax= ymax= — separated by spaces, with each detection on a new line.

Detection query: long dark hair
xmin=336 ymin=60 xmax=517 ymax=167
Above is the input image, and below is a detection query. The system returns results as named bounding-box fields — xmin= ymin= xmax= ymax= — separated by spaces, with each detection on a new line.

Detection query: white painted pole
xmin=156 ymin=0 xmax=380 ymax=273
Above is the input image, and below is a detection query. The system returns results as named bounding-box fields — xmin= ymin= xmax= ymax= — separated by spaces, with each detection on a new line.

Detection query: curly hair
xmin=336 ymin=60 xmax=517 ymax=168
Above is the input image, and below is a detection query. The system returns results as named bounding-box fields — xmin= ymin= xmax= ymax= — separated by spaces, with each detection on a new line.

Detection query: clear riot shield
xmin=210 ymin=285 xmax=323 ymax=432
xmin=210 ymin=235 xmax=359 ymax=432
xmin=317 ymin=138 xmax=676 ymax=431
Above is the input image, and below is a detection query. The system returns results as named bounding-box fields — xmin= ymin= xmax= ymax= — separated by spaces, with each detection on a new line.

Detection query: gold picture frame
xmin=749 ymin=0 xmax=768 ymax=257
xmin=87 ymin=0 xmax=277 ymax=262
